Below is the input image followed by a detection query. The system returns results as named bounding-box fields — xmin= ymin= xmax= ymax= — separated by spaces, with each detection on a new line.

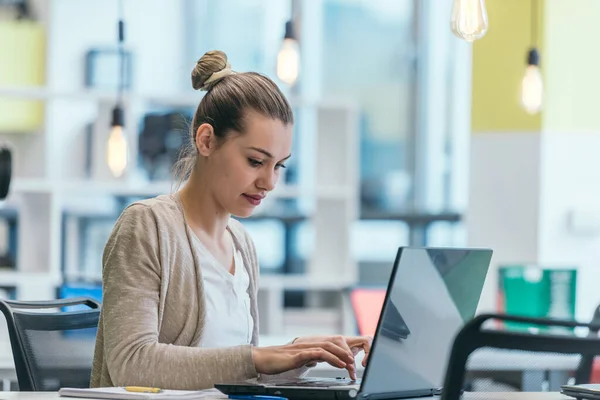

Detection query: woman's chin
xmin=230 ymin=206 xmax=256 ymax=219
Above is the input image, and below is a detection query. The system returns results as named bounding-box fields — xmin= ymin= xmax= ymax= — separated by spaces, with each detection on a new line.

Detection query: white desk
xmin=0 ymin=392 xmax=230 ymax=400
xmin=0 ymin=391 xmax=573 ymax=400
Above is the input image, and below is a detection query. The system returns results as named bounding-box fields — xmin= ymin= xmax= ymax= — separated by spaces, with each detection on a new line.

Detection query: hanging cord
xmin=526 ymin=0 xmax=540 ymax=67
xmin=109 ymin=0 xmax=126 ymax=129
xmin=530 ymin=0 xmax=538 ymax=47
xmin=290 ymin=0 xmax=296 ymax=34
xmin=117 ymin=0 xmax=125 ymax=106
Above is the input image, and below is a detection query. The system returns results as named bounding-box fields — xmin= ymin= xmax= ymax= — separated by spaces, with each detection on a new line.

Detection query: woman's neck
xmin=178 ymin=170 xmax=230 ymax=242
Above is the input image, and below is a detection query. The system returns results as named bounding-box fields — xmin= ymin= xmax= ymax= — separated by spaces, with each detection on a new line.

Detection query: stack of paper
xmin=58 ymin=387 xmax=226 ymax=400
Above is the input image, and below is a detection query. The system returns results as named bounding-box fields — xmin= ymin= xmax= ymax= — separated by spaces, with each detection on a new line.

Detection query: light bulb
xmin=277 ymin=38 xmax=299 ymax=86
xmin=521 ymin=48 xmax=543 ymax=114
xmin=450 ymin=0 xmax=489 ymax=42
xmin=107 ymin=125 xmax=127 ymax=178
xmin=277 ymin=20 xmax=300 ymax=86
xmin=521 ymin=65 xmax=543 ymax=114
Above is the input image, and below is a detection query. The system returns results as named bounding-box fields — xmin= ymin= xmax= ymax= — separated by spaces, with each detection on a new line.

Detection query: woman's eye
xmin=248 ymin=158 xmax=262 ymax=167
xmin=275 ymin=164 xmax=287 ymax=170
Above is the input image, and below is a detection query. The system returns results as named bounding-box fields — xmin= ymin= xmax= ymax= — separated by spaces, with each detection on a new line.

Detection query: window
xmin=321 ymin=0 xmax=417 ymax=216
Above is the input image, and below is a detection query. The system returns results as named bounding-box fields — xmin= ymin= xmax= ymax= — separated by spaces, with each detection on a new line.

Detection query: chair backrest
xmin=441 ymin=313 xmax=600 ymax=400
xmin=0 ymin=297 xmax=100 ymax=391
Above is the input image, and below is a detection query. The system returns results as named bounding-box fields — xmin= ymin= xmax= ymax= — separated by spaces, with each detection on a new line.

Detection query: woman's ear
xmin=195 ymin=123 xmax=217 ymax=157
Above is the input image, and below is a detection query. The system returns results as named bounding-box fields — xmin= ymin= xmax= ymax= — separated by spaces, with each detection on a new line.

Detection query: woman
xmin=90 ymin=50 xmax=371 ymax=390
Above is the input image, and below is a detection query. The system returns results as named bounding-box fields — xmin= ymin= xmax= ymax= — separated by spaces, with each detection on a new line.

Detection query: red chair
xmin=349 ymin=288 xmax=386 ymax=337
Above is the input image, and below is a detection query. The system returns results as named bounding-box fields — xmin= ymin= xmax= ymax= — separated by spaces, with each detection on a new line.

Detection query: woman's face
xmin=196 ymin=111 xmax=293 ymax=218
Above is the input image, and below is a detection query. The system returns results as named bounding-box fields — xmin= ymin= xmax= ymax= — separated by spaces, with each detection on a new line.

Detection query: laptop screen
xmin=360 ymin=247 xmax=492 ymax=396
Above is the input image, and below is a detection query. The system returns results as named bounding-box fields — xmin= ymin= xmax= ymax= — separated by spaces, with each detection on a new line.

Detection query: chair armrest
xmin=473 ymin=313 xmax=600 ymax=332
xmin=2 ymin=297 xmax=100 ymax=310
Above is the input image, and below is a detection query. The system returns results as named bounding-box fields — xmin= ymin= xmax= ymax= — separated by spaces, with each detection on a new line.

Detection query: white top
xmin=192 ymin=232 xmax=254 ymax=348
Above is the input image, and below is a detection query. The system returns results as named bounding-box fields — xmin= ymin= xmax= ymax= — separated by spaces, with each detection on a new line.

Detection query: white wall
xmin=468 ymin=132 xmax=600 ymax=321
xmin=467 ymin=133 xmax=542 ymax=314
xmin=538 ymin=133 xmax=600 ymax=321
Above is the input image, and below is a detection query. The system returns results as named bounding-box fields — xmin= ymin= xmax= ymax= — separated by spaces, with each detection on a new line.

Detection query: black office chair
xmin=0 ymin=297 xmax=100 ymax=391
xmin=575 ymin=304 xmax=600 ymax=383
xmin=441 ymin=313 xmax=600 ymax=400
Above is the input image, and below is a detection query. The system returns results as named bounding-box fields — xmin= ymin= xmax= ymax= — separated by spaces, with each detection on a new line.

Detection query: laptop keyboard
xmin=272 ymin=378 xmax=360 ymax=387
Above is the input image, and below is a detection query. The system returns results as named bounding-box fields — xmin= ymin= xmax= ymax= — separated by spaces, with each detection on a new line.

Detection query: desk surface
xmin=0 ymin=391 xmax=573 ymax=400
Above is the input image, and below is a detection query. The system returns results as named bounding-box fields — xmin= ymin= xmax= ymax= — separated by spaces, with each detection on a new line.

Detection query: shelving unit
xmin=0 ymin=81 xmax=361 ymax=336
xmin=0 ymin=0 xmax=360 ymax=341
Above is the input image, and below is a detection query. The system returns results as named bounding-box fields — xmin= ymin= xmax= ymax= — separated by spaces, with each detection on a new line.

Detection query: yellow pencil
xmin=124 ymin=386 xmax=162 ymax=393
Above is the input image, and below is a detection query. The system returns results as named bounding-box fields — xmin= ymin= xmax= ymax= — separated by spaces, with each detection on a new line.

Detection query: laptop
xmin=215 ymin=246 xmax=493 ymax=400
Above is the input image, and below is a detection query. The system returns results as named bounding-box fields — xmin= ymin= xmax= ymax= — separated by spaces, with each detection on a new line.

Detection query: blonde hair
xmin=172 ymin=50 xmax=294 ymax=189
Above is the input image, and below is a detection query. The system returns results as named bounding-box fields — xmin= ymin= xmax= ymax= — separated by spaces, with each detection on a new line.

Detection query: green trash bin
xmin=498 ymin=265 xmax=577 ymax=332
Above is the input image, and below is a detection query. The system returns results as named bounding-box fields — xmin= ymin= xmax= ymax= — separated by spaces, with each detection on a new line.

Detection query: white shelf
xmin=0 ymin=270 xmax=61 ymax=301
xmin=61 ymin=180 xmax=174 ymax=197
xmin=10 ymin=179 xmax=53 ymax=194
xmin=0 ymin=85 xmax=202 ymax=108
xmin=0 ymin=270 xmax=61 ymax=286
xmin=10 ymin=179 xmax=355 ymax=202
xmin=10 ymin=179 xmax=170 ymax=197
xmin=62 ymin=271 xmax=102 ymax=283
xmin=58 ymin=272 xmax=355 ymax=291
xmin=0 ymin=86 xmax=360 ymax=111
xmin=10 ymin=179 xmax=172 ymax=197
xmin=269 ymin=184 xmax=354 ymax=200
xmin=316 ymin=185 xmax=356 ymax=200
xmin=259 ymin=273 xmax=355 ymax=291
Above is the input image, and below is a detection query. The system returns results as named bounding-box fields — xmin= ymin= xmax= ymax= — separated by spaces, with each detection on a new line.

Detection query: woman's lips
xmin=242 ymin=194 xmax=263 ymax=206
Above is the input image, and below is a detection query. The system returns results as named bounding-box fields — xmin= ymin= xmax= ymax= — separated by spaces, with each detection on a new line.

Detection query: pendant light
xmin=450 ymin=0 xmax=489 ymax=42
xmin=276 ymin=2 xmax=299 ymax=86
xmin=520 ymin=0 xmax=543 ymax=114
xmin=107 ymin=0 xmax=128 ymax=178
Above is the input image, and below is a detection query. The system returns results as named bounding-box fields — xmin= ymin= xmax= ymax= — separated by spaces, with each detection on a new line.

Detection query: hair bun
xmin=191 ymin=50 xmax=235 ymax=91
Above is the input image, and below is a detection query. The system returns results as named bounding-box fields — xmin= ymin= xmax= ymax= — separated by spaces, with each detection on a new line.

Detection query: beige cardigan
xmin=90 ymin=193 xmax=264 ymax=390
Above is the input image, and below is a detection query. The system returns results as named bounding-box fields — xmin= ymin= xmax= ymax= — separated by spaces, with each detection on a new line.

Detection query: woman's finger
xmin=345 ymin=336 xmax=373 ymax=367
xmin=331 ymin=335 xmax=354 ymax=354
xmin=359 ymin=337 xmax=372 ymax=367
xmin=292 ymin=340 xmax=353 ymax=363
xmin=329 ymin=335 xmax=357 ymax=379
xmin=295 ymin=348 xmax=347 ymax=369
xmin=319 ymin=341 xmax=355 ymax=364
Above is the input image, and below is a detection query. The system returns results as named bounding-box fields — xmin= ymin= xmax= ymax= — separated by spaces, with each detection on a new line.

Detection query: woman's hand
xmin=291 ymin=335 xmax=373 ymax=379
xmin=252 ymin=340 xmax=356 ymax=377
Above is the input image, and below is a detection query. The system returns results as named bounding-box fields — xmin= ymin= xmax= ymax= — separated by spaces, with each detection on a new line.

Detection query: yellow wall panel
xmin=0 ymin=21 xmax=46 ymax=133
xmin=471 ymin=0 xmax=543 ymax=133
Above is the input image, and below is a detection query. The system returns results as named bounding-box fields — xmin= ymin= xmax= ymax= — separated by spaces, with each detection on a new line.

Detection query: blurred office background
xmin=0 ymin=0 xmax=598 ymax=345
